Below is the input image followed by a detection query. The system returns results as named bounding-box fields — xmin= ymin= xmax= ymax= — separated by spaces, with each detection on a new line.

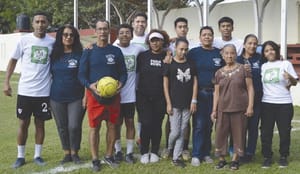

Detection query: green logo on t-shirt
xmin=263 ymin=68 xmax=280 ymax=83
xmin=124 ymin=55 xmax=136 ymax=72
xmin=31 ymin=46 xmax=48 ymax=64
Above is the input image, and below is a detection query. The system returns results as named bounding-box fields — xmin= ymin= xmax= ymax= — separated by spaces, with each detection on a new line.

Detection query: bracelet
xmin=191 ymin=99 xmax=197 ymax=104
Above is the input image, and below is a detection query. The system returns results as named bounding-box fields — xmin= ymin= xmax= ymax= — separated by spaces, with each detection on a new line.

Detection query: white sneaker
xmin=191 ymin=157 xmax=200 ymax=167
xmin=140 ymin=154 xmax=149 ymax=164
xmin=203 ymin=156 xmax=213 ymax=164
xmin=149 ymin=153 xmax=160 ymax=163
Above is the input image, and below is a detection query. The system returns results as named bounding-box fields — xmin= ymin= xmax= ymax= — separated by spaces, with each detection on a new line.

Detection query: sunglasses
xmin=62 ymin=33 xmax=74 ymax=38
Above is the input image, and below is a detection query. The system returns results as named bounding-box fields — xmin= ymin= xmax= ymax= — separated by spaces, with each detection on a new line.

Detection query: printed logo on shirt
xmin=252 ymin=61 xmax=260 ymax=69
xmin=106 ymin=54 xmax=116 ymax=64
xmin=263 ymin=68 xmax=280 ymax=83
xmin=150 ymin=59 xmax=161 ymax=67
xmin=213 ymin=57 xmax=222 ymax=66
xmin=124 ymin=55 xmax=136 ymax=72
xmin=177 ymin=68 xmax=191 ymax=83
xmin=18 ymin=108 xmax=22 ymax=114
xmin=31 ymin=46 xmax=49 ymax=64
xmin=67 ymin=59 xmax=78 ymax=68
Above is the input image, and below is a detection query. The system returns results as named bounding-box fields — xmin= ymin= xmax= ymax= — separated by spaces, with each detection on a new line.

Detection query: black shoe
xmin=12 ymin=158 xmax=25 ymax=169
xmin=72 ymin=154 xmax=82 ymax=164
xmin=34 ymin=157 xmax=46 ymax=166
xmin=60 ymin=154 xmax=72 ymax=165
xmin=92 ymin=159 xmax=101 ymax=172
xmin=215 ymin=160 xmax=227 ymax=170
xmin=262 ymin=158 xmax=272 ymax=169
xmin=103 ymin=156 xmax=119 ymax=168
xmin=125 ymin=153 xmax=135 ymax=164
xmin=230 ymin=161 xmax=239 ymax=170
xmin=114 ymin=151 xmax=123 ymax=163
xmin=278 ymin=156 xmax=288 ymax=168
xmin=172 ymin=159 xmax=186 ymax=168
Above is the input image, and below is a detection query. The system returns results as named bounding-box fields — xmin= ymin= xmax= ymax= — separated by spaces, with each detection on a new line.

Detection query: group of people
xmin=3 ymin=10 xmax=299 ymax=172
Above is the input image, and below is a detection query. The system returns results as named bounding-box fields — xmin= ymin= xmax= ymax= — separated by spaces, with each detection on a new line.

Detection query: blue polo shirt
xmin=50 ymin=52 xmax=84 ymax=102
xmin=78 ymin=44 xmax=127 ymax=89
xmin=187 ymin=47 xmax=223 ymax=88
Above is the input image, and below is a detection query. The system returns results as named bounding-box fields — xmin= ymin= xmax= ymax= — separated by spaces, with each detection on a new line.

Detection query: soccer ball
xmin=97 ymin=76 xmax=118 ymax=98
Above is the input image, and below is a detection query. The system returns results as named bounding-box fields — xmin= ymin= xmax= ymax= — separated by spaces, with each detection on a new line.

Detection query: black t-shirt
xmin=136 ymin=50 xmax=166 ymax=98
xmin=163 ymin=59 xmax=197 ymax=109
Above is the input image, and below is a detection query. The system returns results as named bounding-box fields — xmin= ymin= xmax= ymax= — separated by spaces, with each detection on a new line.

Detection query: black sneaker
xmin=172 ymin=159 xmax=186 ymax=168
xmin=278 ymin=157 xmax=288 ymax=168
xmin=34 ymin=157 xmax=46 ymax=166
xmin=103 ymin=156 xmax=119 ymax=168
xmin=60 ymin=154 xmax=72 ymax=165
xmin=72 ymin=154 xmax=82 ymax=164
xmin=92 ymin=159 xmax=101 ymax=172
xmin=262 ymin=158 xmax=272 ymax=169
xmin=114 ymin=151 xmax=123 ymax=163
xmin=240 ymin=154 xmax=253 ymax=164
xmin=12 ymin=158 xmax=25 ymax=169
xmin=125 ymin=153 xmax=135 ymax=164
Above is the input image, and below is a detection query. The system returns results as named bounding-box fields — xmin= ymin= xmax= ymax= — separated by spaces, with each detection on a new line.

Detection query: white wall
xmin=155 ymin=0 xmax=299 ymax=44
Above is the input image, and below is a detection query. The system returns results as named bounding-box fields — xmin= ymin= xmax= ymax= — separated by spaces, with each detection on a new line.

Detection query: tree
xmin=0 ymin=0 xmax=20 ymax=33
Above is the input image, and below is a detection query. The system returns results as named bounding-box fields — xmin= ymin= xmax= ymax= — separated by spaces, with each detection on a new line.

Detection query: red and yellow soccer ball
xmin=97 ymin=76 xmax=118 ymax=98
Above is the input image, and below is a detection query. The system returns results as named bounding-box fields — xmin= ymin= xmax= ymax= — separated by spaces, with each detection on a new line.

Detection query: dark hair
xmin=175 ymin=37 xmax=189 ymax=47
xmin=241 ymin=34 xmax=258 ymax=56
xmin=50 ymin=24 xmax=83 ymax=60
xmin=146 ymin=29 xmax=170 ymax=49
xmin=117 ymin=23 xmax=133 ymax=37
xmin=261 ymin=40 xmax=281 ymax=61
xmin=32 ymin=11 xmax=50 ymax=22
xmin=200 ymin=26 xmax=214 ymax=35
xmin=132 ymin=12 xmax=147 ymax=22
xmin=95 ymin=19 xmax=110 ymax=29
xmin=174 ymin=17 xmax=188 ymax=28
xmin=218 ymin=16 xmax=234 ymax=27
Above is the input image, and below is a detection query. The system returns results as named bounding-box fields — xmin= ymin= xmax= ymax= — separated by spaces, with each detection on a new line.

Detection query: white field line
xmin=31 ymin=163 xmax=91 ymax=174
xmin=30 ymin=120 xmax=300 ymax=174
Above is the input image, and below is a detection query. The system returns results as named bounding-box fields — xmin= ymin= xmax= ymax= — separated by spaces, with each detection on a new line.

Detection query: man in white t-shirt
xmin=3 ymin=12 xmax=54 ymax=169
xmin=213 ymin=16 xmax=243 ymax=56
xmin=113 ymin=24 xmax=146 ymax=164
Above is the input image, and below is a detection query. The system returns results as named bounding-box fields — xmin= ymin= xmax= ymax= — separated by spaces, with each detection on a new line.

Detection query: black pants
xmin=136 ymin=92 xmax=165 ymax=155
xmin=260 ymin=102 xmax=293 ymax=158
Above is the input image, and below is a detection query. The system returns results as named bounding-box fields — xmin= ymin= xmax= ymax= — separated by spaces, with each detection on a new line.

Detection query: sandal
xmin=230 ymin=161 xmax=239 ymax=170
xmin=215 ymin=160 xmax=227 ymax=169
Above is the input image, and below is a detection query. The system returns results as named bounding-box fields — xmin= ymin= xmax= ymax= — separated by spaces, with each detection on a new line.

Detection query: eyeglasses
xmin=62 ymin=33 xmax=74 ymax=38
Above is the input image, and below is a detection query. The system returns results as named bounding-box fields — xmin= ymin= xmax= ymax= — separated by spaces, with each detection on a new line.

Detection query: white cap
xmin=148 ymin=32 xmax=164 ymax=41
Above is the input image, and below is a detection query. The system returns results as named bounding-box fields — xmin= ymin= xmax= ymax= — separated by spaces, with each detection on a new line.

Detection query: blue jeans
xmin=244 ymin=94 xmax=261 ymax=155
xmin=192 ymin=89 xmax=213 ymax=159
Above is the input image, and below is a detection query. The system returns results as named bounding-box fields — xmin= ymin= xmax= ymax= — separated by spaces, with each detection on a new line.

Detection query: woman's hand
xmin=190 ymin=103 xmax=197 ymax=115
xmin=166 ymin=103 xmax=173 ymax=116
xmin=210 ymin=111 xmax=217 ymax=122
xmin=245 ymin=106 xmax=253 ymax=117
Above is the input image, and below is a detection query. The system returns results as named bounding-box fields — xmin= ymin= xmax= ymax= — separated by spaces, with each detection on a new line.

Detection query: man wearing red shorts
xmin=78 ymin=20 xmax=127 ymax=172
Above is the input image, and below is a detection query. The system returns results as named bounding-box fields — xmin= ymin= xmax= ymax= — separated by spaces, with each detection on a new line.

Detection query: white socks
xmin=114 ymin=139 xmax=122 ymax=152
xmin=34 ymin=144 xmax=43 ymax=159
xmin=17 ymin=145 xmax=25 ymax=158
xmin=126 ymin=139 xmax=134 ymax=154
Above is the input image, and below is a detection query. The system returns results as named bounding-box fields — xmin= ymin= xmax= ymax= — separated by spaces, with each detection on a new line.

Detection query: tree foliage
xmin=0 ymin=0 xmax=189 ymax=33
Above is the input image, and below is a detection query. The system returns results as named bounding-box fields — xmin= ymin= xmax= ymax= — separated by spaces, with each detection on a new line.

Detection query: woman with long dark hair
xmin=50 ymin=24 xmax=85 ymax=164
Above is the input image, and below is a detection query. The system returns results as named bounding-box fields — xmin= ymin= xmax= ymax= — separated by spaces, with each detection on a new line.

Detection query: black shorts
xmin=16 ymin=95 xmax=52 ymax=121
xmin=120 ymin=103 xmax=135 ymax=119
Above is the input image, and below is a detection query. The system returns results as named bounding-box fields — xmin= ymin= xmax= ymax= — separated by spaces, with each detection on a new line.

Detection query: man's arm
xmin=3 ymin=59 xmax=17 ymax=96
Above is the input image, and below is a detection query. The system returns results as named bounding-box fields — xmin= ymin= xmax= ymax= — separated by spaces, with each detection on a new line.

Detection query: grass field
xmin=0 ymin=71 xmax=300 ymax=174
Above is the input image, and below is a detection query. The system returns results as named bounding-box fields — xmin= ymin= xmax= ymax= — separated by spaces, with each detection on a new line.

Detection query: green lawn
xmin=0 ymin=71 xmax=300 ymax=174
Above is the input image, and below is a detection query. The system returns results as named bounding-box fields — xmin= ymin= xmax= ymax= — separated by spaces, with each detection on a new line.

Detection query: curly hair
xmin=145 ymin=29 xmax=170 ymax=49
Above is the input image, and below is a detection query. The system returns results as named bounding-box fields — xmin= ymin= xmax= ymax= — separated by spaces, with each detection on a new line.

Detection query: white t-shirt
xmin=11 ymin=33 xmax=54 ymax=97
xmin=114 ymin=43 xmax=146 ymax=103
xmin=113 ymin=33 xmax=148 ymax=50
xmin=261 ymin=60 xmax=298 ymax=104
xmin=213 ymin=37 xmax=243 ymax=56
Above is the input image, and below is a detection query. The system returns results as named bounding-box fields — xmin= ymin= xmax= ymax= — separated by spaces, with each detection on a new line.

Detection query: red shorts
xmin=86 ymin=90 xmax=120 ymax=128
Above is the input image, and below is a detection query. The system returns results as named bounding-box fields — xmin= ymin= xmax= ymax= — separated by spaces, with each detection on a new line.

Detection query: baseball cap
xmin=148 ymin=32 xmax=164 ymax=41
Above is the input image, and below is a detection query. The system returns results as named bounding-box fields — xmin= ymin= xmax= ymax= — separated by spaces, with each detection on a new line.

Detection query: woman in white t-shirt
xmin=260 ymin=41 xmax=298 ymax=168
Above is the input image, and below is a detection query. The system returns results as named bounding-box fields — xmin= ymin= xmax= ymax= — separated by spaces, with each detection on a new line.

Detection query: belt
xmin=199 ymin=87 xmax=214 ymax=91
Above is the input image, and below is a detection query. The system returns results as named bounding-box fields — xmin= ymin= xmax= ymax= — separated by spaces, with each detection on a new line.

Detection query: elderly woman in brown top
xmin=211 ymin=44 xmax=254 ymax=170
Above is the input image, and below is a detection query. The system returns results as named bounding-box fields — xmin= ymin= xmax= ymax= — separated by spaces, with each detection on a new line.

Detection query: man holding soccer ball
xmin=78 ymin=19 xmax=127 ymax=172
